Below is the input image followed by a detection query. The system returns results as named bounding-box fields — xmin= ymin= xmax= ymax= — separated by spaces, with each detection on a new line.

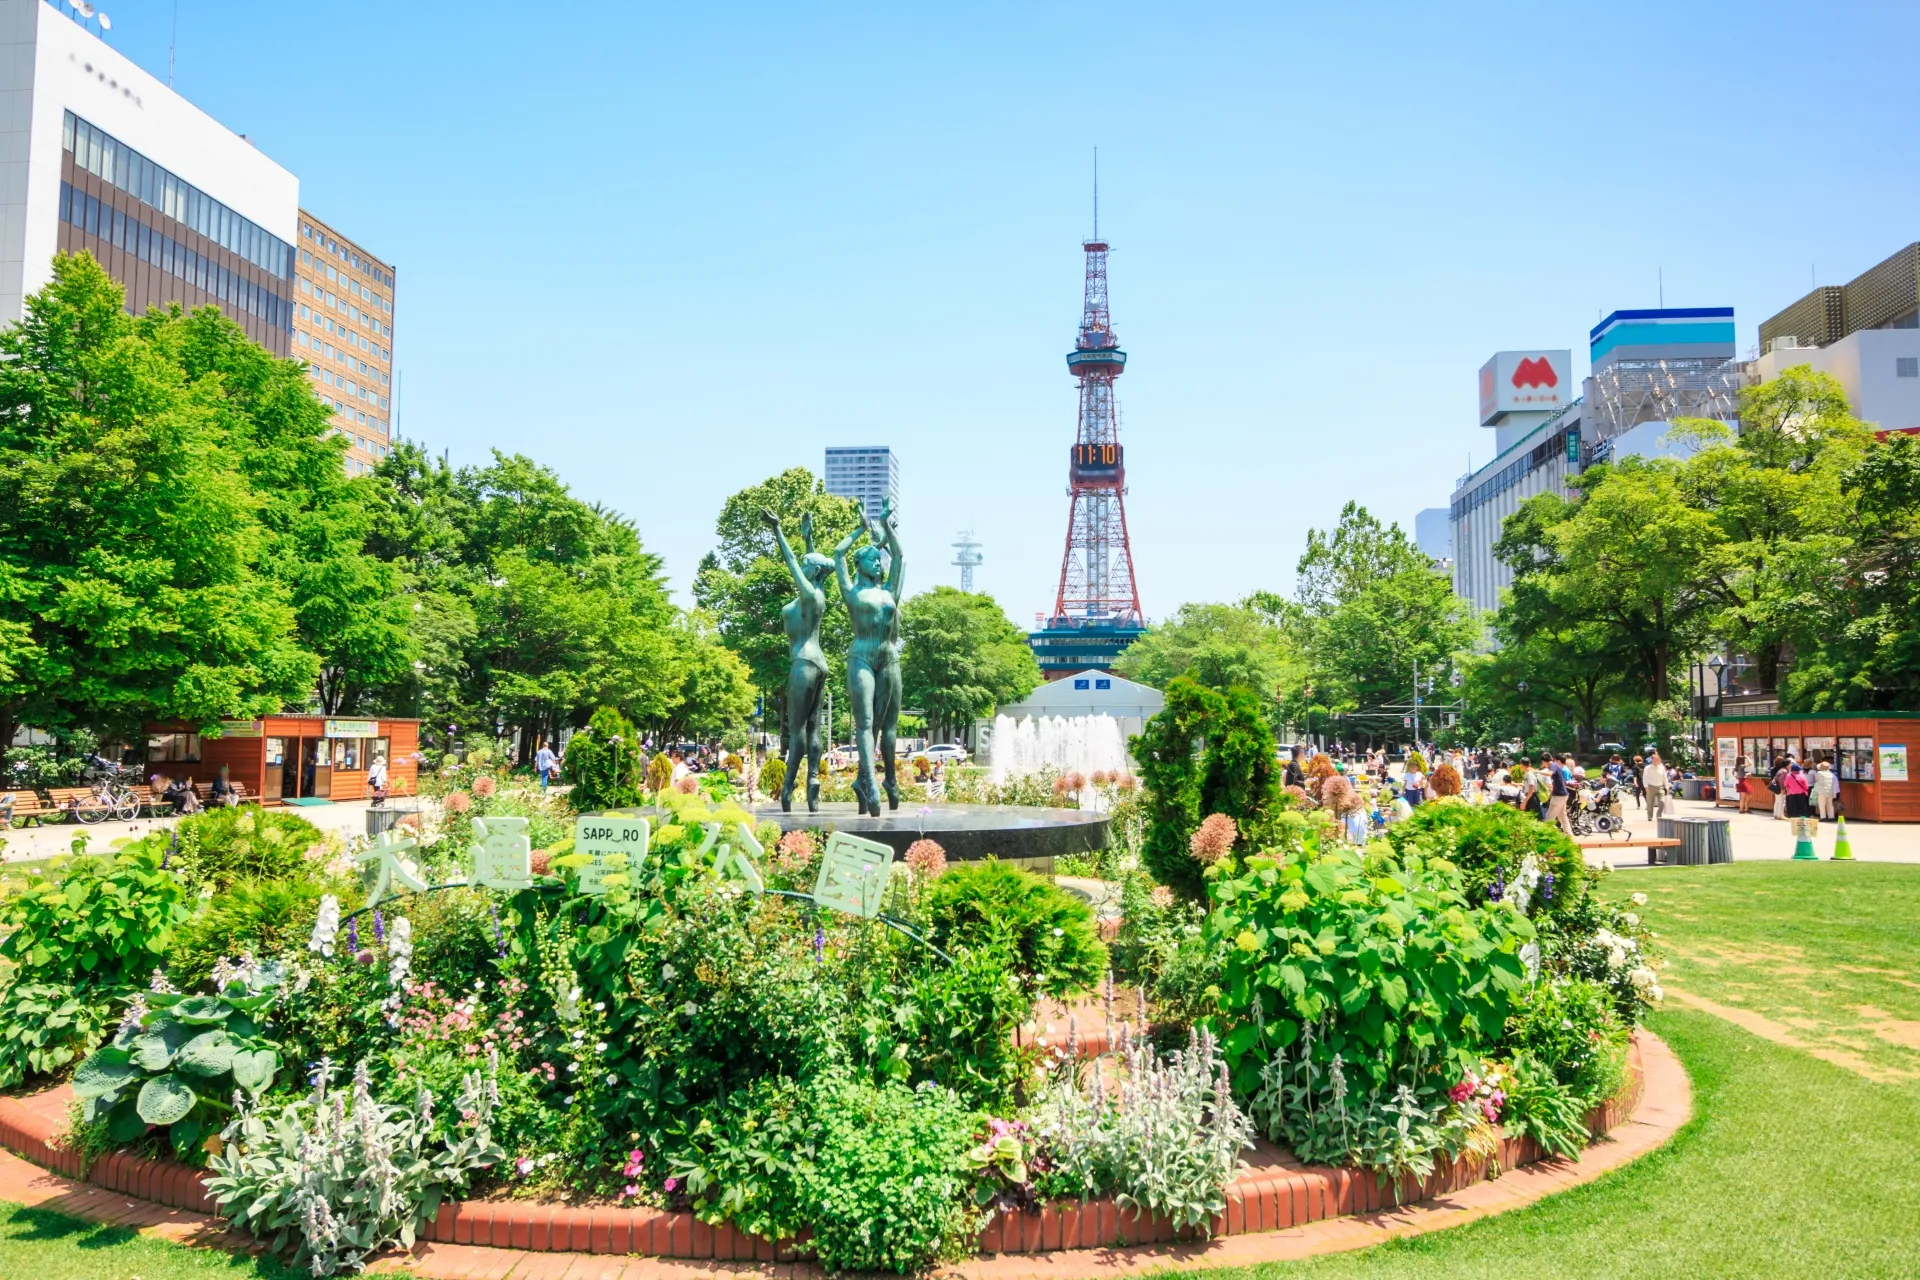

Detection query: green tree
xmin=898 ymin=587 xmax=1042 ymax=741
xmin=0 ymin=254 xmax=316 ymax=745
xmin=653 ymin=611 xmax=757 ymax=741
xmin=1131 ymin=677 xmax=1281 ymax=900
xmin=1113 ymin=598 xmax=1303 ymax=729
xmin=693 ymin=469 xmax=865 ymax=732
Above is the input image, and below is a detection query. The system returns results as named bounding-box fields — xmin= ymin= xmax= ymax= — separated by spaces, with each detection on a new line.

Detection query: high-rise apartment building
xmin=2 ymin=1 xmax=298 ymax=349
xmin=824 ymin=446 xmax=899 ymax=521
xmin=292 ymin=211 xmax=395 ymax=475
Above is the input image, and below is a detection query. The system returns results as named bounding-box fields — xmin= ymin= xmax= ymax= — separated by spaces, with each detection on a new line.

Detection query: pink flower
xmin=623 ymin=1183 xmax=639 ymax=1199
xmin=663 ymin=1177 xmax=680 ymax=1193
xmin=444 ymin=790 xmax=472 ymax=814
xmin=675 ymin=776 xmax=698 ymax=794
xmin=773 ymin=829 xmax=817 ymax=873
xmin=1188 ymin=813 xmax=1238 ymax=865
xmin=530 ymin=849 xmax=553 ymax=876
xmin=1449 ymin=1082 xmax=1473 ymax=1104
xmin=905 ymin=839 xmax=947 ymax=880
xmin=473 ymin=775 xmax=497 ymax=798
xmin=1091 ymin=769 xmax=1111 ymax=785
xmin=1063 ymin=771 xmax=1086 ymax=791
xmin=1116 ymin=774 xmax=1139 ymax=793
xmin=516 ymin=1156 xmax=534 ymax=1177
xmin=1150 ymin=885 xmax=1175 ymax=909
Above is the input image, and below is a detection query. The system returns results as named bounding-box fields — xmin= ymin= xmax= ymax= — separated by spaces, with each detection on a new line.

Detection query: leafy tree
xmin=692 ymin=469 xmax=865 ymax=730
xmin=1112 ymin=600 xmax=1301 ymax=721
xmin=0 ymin=254 xmax=316 ymax=745
xmin=898 ymin=587 xmax=1041 ymax=741
xmin=1131 ymin=677 xmax=1281 ymax=900
xmin=653 ymin=611 xmax=756 ymax=741
xmin=1295 ymin=501 xmax=1429 ymax=615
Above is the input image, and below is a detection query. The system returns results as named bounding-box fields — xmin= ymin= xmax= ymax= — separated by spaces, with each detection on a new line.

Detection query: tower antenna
xmin=1092 ymin=147 xmax=1099 ymax=240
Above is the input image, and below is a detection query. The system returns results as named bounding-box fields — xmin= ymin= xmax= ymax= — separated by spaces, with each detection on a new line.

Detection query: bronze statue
xmin=832 ymin=500 xmax=904 ymax=816
xmin=762 ymin=509 xmax=833 ymax=812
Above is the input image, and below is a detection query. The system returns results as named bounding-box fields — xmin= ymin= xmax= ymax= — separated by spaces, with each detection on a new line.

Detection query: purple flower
xmin=348 ymin=917 xmax=359 ymax=951
xmin=1541 ymin=872 xmax=1556 ymax=902
xmin=813 ymin=926 xmax=825 ymax=964
xmin=373 ymin=910 xmax=385 ymax=943
xmin=489 ymin=901 xmax=506 ymax=956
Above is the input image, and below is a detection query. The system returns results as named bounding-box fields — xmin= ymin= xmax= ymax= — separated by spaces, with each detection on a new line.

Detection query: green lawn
xmin=1 ymin=864 xmax=1916 ymax=1277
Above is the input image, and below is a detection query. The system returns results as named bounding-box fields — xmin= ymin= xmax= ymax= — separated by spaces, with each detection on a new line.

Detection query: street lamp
xmin=1516 ymin=681 xmax=1533 ymax=753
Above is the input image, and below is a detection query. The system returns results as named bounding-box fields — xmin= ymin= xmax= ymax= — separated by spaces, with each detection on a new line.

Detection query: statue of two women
xmin=762 ymin=500 xmax=903 ymax=816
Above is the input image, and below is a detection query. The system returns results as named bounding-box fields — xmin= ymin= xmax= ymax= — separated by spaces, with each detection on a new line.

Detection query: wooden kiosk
xmin=1711 ymin=712 xmax=1920 ymax=822
xmin=142 ymin=716 xmax=421 ymax=805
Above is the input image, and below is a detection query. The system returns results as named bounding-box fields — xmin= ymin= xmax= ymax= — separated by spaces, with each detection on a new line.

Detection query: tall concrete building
xmin=1754 ymin=243 xmax=1920 ymax=436
xmin=293 ymin=211 xmax=395 ymax=475
xmin=824 ymin=446 xmax=898 ymax=520
xmin=1 ymin=1 xmax=298 ymax=350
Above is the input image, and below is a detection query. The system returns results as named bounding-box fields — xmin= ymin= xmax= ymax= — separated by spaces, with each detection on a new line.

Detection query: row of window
xmin=1735 ymin=735 xmax=1877 ymax=782
xmin=299 ymin=248 xmax=392 ymax=315
xmin=296 ymin=276 xmax=391 ymax=337
xmin=59 ymin=182 xmax=292 ymax=331
xmin=64 ymin=112 xmax=292 ymax=279
xmin=301 ymin=222 xmax=392 ymax=290
xmin=296 ymin=330 xmax=389 ymax=384
xmin=297 ymin=310 xmax=389 ymax=362
xmin=308 ymin=362 xmax=390 ymax=410
xmin=320 ymin=393 xmax=388 ymax=436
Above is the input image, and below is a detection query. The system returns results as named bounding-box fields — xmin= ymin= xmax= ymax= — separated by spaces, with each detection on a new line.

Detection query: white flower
xmin=595 ymin=1042 xmax=607 ymax=1053
xmin=387 ymin=916 xmax=414 ymax=988
xmin=1622 ymin=912 xmax=1641 ymax=928
xmin=1630 ymin=892 xmax=1648 ymax=907
xmin=1649 ymin=985 xmax=1665 ymax=1002
xmin=593 ymin=1001 xmax=605 ymax=1012
xmin=1607 ymin=948 xmax=1628 ymax=971
xmin=308 ymin=895 xmax=341 ymax=957
xmin=1629 ymin=966 xmax=1657 ymax=989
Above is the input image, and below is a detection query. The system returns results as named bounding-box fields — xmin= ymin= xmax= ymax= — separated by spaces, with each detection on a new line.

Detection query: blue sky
xmin=95 ymin=0 xmax=1920 ymax=623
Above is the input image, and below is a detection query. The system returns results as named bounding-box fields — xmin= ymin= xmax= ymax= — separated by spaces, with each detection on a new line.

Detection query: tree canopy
xmin=898 ymin=587 xmax=1041 ymax=741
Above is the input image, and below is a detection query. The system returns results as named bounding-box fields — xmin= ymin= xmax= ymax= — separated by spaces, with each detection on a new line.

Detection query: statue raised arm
xmin=762 ymin=508 xmax=834 ymax=812
xmin=838 ymin=506 xmax=904 ymax=816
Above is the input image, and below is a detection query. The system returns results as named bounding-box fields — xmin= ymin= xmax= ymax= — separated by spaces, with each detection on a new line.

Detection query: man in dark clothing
xmin=1284 ymin=753 xmax=1305 ymax=789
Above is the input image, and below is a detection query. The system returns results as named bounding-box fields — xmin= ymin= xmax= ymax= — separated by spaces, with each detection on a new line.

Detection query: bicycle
xmin=77 ymin=765 xmax=141 ymax=824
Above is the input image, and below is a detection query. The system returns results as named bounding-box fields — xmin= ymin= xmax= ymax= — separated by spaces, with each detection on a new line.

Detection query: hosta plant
xmin=206 ymin=1059 xmax=502 ymax=1277
xmin=72 ymin=962 xmax=285 ymax=1159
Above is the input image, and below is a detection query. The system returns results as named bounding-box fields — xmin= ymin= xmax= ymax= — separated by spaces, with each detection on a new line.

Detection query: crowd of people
xmin=1730 ymin=752 xmax=1841 ymax=821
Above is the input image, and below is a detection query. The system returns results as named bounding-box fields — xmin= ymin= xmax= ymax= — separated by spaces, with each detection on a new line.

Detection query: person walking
xmin=1813 ymin=759 xmax=1840 ymax=820
xmin=1544 ymin=754 xmax=1574 ymax=834
xmin=1783 ymin=761 xmax=1813 ymax=819
xmin=1642 ymin=752 xmax=1671 ymax=822
xmin=1403 ymin=756 xmax=1427 ymax=807
xmin=1630 ymin=755 xmax=1647 ymax=813
xmin=534 ymin=739 xmax=557 ymax=791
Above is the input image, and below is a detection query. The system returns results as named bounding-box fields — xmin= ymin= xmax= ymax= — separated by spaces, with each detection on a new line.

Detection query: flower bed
xmin=0 ymin=1034 xmax=1644 ymax=1258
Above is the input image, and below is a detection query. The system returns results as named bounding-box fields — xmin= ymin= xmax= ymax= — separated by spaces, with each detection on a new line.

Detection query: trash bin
xmin=366 ymin=805 xmax=418 ymax=837
xmin=1705 ymin=818 xmax=1733 ymax=863
xmin=1673 ymin=817 xmax=1713 ymax=866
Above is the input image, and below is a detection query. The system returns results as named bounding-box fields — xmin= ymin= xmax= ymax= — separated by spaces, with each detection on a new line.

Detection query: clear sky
xmin=91 ymin=0 xmax=1920 ymax=623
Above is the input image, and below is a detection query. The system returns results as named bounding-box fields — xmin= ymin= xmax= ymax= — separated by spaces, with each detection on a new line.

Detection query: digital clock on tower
xmin=1070 ymin=442 xmax=1123 ymax=484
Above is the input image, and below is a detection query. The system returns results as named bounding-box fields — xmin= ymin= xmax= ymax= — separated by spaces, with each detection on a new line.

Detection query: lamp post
xmin=1517 ymin=681 xmax=1532 ymax=754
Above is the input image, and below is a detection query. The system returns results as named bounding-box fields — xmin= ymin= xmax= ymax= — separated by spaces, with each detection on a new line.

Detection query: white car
xmin=923 ymin=744 xmax=970 ymax=765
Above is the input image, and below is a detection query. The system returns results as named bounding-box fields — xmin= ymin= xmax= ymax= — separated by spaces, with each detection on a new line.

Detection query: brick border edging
xmin=0 ymin=1034 xmax=1655 ymax=1265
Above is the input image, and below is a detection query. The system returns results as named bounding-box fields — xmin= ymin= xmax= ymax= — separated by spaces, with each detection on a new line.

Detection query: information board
xmin=573 ymin=815 xmax=649 ymax=895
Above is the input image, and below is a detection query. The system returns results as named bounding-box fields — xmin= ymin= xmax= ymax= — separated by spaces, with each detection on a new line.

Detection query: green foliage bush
xmin=165 ymin=878 xmax=329 ymax=991
xmin=1503 ymin=976 xmax=1628 ymax=1106
xmin=1133 ymin=677 xmax=1282 ymax=899
xmin=646 ymin=750 xmax=675 ymax=794
xmin=1385 ymin=799 xmax=1589 ymax=921
xmin=562 ymin=707 xmax=645 ymax=810
xmin=0 ymin=848 xmax=193 ymax=989
xmin=798 ymin=1074 xmax=981 ymax=1273
xmin=1207 ymin=827 xmax=1534 ymax=1169
xmin=128 ymin=807 xmax=325 ymax=894
xmin=1111 ymin=875 xmax=1222 ymax=1029
xmin=758 ymin=755 xmax=787 ymax=796
xmin=922 ymin=860 xmax=1106 ymax=999
xmin=0 ymin=982 xmax=114 ymax=1088
xmin=1498 ymin=1051 xmax=1592 ymax=1159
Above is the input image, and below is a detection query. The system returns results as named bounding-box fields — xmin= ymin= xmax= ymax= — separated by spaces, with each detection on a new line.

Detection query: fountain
xmin=987 ymin=713 xmax=1131 ymax=784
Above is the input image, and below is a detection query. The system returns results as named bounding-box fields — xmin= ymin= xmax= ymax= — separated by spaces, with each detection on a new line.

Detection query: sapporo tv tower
xmin=1030 ymin=165 xmax=1146 ymax=680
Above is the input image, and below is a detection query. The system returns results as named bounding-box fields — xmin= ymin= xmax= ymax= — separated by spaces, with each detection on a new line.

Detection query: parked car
xmin=924 ymin=743 xmax=970 ymax=765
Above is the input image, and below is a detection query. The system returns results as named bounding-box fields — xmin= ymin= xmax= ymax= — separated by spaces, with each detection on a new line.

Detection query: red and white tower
xmin=1050 ymin=230 xmax=1141 ymax=627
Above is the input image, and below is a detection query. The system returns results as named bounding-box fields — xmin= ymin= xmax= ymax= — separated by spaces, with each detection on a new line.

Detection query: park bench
xmin=128 ymin=785 xmax=174 ymax=817
xmin=46 ymin=785 xmax=110 ymax=820
xmin=1577 ymin=836 xmax=1683 ymax=866
xmin=0 ymin=790 xmax=50 ymax=828
xmin=192 ymin=780 xmax=259 ymax=807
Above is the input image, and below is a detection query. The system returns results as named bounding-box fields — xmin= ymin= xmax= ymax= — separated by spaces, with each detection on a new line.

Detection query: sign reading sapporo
xmin=812 ymin=831 xmax=894 ymax=918
xmin=572 ymin=815 xmax=649 ymax=895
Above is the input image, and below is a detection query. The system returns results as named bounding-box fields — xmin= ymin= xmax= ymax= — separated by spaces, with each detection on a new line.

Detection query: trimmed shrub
xmin=562 ymin=707 xmax=645 ymax=810
xmin=1132 ymin=677 xmax=1282 ymax=899
xmin=126 ymin=807 xmax=324 ymax=894
xmin=1384 ymin=799 xmax=1589 ymax=921
xmin=922 ymin=860 xmax=1106 ymax=999
xmin=758 ymin=755 xmax=787 ymax=796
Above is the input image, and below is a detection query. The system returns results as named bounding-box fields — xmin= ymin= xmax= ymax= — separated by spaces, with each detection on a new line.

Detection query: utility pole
xmin=1413 ymin=657 xmax=1422 ymax=747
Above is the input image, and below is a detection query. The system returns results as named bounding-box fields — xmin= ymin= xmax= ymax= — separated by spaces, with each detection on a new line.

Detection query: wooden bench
xmin=1577 ymin=836 xmax=1682 ymax=866
xmin=192 ymin=781 xmax=259 ymax=807
xmin=128 ymin=785 xmax=174 ymax=817
xmin=0 ymin=790 xmax=50 ymax=828
xmin=46 ymin=786 xmax=109 ymax=820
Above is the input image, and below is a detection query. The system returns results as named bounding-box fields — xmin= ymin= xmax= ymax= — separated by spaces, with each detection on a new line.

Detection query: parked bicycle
xmin=76 ymin=763 xmax=141 ymax=824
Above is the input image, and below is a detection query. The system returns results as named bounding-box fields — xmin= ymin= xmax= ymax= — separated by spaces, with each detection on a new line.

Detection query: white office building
xmin=824 ymin=445 xmax=899 ymax=520
xmin=0 ymin=0 xmax=299 ymax=353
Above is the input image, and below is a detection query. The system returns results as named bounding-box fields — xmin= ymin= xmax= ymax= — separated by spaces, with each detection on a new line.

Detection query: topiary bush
xmin=758 ymin=755 xmax=787 ymax=797
xmin=1384 ymin=799 xmax=1589 ymax=922
xmin=921 ymin=860 xmax=1106 ymax=999
xmin=562 ymin=707 xmax=645 ymax=810
xmin=646 ymin=749 xmax=675 ymax=795
xmin=1132 ymin=677 xmax=1282 ymax=900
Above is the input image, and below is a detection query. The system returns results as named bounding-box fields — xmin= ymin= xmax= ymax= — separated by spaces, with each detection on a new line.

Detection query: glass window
xmin=1804 ymin=736 xmax=1836 ymax=767
xmin=146 ymin=732 xmax=202 ymax=763
xmin=332 ymin=737 xmax=361 ymax=770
